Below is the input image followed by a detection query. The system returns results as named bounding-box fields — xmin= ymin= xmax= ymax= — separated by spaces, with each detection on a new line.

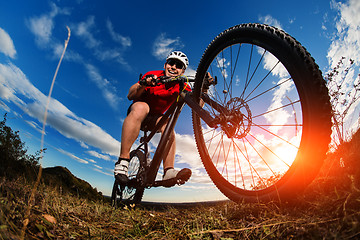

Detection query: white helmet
xmin=166 ymin=51 xmax=189 ymax=69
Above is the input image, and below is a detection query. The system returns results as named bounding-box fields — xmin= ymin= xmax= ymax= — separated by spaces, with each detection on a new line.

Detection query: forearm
xmin=127 ymin=83 xmax=146 ymax=100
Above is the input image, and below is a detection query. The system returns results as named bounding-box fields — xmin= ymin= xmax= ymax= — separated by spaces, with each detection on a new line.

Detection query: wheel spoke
xmin=244 ymin=77 xmax=292 ymax=104
xmin=114 ymin=150 xmax=145 ymax=204
xmin=197 ymin=41 xmax=302 ymax=191
xmin=192 ymin=24 xmax=331 ymax=202
xmin=252 ymin=100 xmax=301 ymax=119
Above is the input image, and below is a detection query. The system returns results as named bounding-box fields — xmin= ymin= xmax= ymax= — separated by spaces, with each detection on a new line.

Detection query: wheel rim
xmin=197 ymin=42 xmax=303 ymax=192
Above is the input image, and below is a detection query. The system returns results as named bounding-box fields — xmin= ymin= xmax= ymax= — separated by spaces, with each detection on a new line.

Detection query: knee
xmin=128 ymin=102 xmax=150 ymax=121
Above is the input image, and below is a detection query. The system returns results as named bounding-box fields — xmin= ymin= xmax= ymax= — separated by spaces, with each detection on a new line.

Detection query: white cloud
xmin=53 ymin=42 xmax=83 ymax=63
xmin=72 ymin=17 xmax=131 ymax=66
xmin=0 ymin=28 xmax=16 ymax=58
xmin=93 ymin=167 xmax=113 ymax=177
xmin=215 ymin=57 xmax=230 ymax=79
xmin=93 ymin=164 xmax=103 ymax=169
xmin=259 ymin=15 xmax=283 ymax=30
xmin=175 ymin=133 xmax=202 ymax=168
xmin=327 ymin=0 xmax=360 ymax=134
xmin=80 ymin=141 xmax=89 ymax=149
xmin=26 ymin=3 xmax=70 ymax=47
xmin=265 ymin=79 xmax=294 ymax=134
xmin=255 ymin=16 xmax=296 ymax=135
xmin=106 ymin=19 xmax=131 ymax=48
xmin=26 ymin=6 xmax=128 ymax=110
xmin=152 ymin=33 xmax=184 ymax=60
xmin=328 ymin=0 xmax=360 ymax=68
xmin=184 ymin=66 xmax=196 ymax=77
xmin=0 ymin=79 xmax=15 ymax=100
xmin=73 ymin=16 xmax=100 ymax=49
xmin=28 ymin=15 xmax=54 ymax=45
xmin=0 ymin=62 xmax=120 ymax=157
xmin=289 ymin=17 xmax=296 ymax=25
xmin=25 ymin=120 xmax=43 ymax=134
xmin=84 ymin=63 xmax=121 ymax=109
xmin=56 ymin=148 xmax=89 ymax=164
xmin=87 ymin=150 xmax=111 ymax=161
xmin=0 ymin=100 xmax=10 ymax=112
xmin=86 ymin=158 xmax=96 ymax=164
xmin=261 ymin=51 xmax=288 ymax=78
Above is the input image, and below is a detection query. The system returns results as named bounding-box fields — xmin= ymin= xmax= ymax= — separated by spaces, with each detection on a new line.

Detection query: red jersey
xmin=135 ymin=70 xmax=191 ymax=114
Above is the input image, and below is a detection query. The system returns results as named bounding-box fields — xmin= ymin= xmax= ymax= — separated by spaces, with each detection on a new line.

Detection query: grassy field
xmin=1 ymin=178 xmax=360 ymax=239
xmin=1 ymin=125 xmax=360 ymax=239
xmin=1 ymin=152 xmax=360 ymax=239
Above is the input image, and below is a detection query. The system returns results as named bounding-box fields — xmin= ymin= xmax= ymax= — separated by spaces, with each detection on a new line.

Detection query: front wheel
xmin=111 ymin=149 xmax=146 ymax=206
xmin=192 ymin=23 xmax=332 ymax=202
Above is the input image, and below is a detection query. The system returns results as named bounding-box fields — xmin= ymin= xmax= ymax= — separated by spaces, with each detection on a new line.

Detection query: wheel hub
xmin=221 ymin=97 xmax=252 ymax=139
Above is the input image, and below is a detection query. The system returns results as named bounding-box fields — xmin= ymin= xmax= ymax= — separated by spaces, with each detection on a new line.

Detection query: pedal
xmin=153 ymin=178 xmax=177 ymax=188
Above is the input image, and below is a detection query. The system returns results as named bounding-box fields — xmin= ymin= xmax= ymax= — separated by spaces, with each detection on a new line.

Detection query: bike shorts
xmin=127 ymin=103 xmax=163 ymax=132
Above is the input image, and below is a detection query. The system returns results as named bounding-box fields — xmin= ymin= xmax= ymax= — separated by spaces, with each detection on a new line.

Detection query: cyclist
xmin=114 ymin=51 xmax=193 ymax=186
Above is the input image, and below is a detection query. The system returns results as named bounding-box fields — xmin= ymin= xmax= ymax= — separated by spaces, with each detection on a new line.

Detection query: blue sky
xmin=0 ymin=0 xmax=359 ymax=202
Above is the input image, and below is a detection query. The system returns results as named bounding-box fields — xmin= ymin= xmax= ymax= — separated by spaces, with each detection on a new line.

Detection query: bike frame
xmin=113 ymin=23 xmax=332 ymax=204
xmin=134 ymin=86 xmax=217 ymax=187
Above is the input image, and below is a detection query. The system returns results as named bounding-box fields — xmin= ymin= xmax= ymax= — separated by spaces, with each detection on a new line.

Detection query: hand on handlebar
xmin=139 ymin=74 xmax=158 ymax=86
xmin=203 ymin=72 xmax=214 ymax=92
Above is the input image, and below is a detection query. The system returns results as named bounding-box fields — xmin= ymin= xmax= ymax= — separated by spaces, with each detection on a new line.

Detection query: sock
xmin=163 ymin=167 xmax=174 ymax=177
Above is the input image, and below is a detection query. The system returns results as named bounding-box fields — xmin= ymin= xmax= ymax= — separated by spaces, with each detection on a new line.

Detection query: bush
xmin=0 ymin=114 xmax=42 ymax=180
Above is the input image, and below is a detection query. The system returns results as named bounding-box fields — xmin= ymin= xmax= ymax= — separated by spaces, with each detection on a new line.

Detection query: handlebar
xmin=156 ymin=75 xmax=195 ymax=84
xmin=139 ymin=74 xmax=217 ymax=87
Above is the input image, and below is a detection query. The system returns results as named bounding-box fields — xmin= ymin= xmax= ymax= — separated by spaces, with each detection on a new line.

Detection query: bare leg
xmin=155 ymin=116 xmax=192 ymax=185
xmin=162 ymin=129 xmax=176 ymax=170
xmin=120 ymin=102 xmax=149 ymax=159
xmin=154 ymin=116 xmax=176 ymax=170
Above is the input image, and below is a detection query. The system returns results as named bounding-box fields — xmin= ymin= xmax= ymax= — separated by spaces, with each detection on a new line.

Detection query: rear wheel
xmin=111 ymin=149 xmax=146 ymax=206
xmin=192 ymin=23 xmax=332 ymax=202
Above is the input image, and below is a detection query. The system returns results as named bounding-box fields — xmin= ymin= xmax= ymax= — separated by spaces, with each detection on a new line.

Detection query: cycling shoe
xmin=161 ymin=168 xmax=192 ymax=187
xmin=114 ymin=158 xmax=130 ymax=184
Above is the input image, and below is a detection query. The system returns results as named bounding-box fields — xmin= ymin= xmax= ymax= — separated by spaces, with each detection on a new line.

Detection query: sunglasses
xmin=166 ymin=59 xmax=184 ymax=69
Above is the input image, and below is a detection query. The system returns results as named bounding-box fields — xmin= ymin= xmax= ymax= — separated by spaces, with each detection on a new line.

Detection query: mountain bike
xmin=111 ymin=23 xmax=332 ymax=206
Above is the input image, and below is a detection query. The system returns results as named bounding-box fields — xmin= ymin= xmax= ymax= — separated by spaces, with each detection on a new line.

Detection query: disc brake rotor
xmin=222 ymin=97 xmax=252 ymax=139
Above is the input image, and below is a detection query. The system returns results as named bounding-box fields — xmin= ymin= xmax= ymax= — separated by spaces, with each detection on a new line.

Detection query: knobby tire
xmin=192 ymin=23 xmax=332 ymax=203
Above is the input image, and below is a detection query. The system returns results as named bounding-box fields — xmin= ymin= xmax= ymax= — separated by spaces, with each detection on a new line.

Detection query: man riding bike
xmin=114 ymin=51 xmax=193 ymax=186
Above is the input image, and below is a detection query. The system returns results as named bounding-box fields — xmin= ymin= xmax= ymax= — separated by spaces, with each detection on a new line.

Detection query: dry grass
xmin=1 ymin=170 xmax=360 ymax=239
xmin=1 ymin=130 xmax=360 ymax=239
